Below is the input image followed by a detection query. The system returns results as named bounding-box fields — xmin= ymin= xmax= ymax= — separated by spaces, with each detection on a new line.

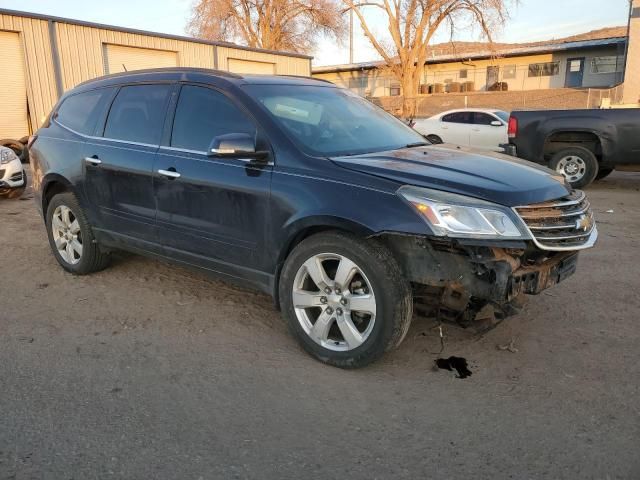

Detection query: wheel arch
xmin=41 ymin=174 xmax=77 ymax=216
xmin=271 ymin=216 xmax=376 ymax=308
xmin=542 ymin=128 xmax=612 ymax=163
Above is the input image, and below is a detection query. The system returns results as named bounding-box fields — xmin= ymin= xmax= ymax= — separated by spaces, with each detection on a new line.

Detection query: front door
xmin=154 ymin=84 xmax=272 ymax=283
xmin=469 ymin=112 xmax=506 ymax=151
xmin=84 ymin=83 xmax=173 ymax=243
xmin=565 ymin=58 xmax=585 ymax=87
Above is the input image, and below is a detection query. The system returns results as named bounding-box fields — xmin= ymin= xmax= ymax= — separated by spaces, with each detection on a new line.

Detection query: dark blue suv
xmin=30 ymin=68 xmax=597 ymax=367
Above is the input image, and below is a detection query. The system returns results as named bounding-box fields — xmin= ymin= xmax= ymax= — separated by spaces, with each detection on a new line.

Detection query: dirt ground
xmin=1 ymin=170 xmax=639 ymax=479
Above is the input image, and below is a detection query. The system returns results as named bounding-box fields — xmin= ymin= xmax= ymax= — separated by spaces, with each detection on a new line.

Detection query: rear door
xmin=154 ymin=84 xmax=273 ymax=282
xmin=440 ymin=112 xmax=473 ymax=146
xmin=469 ymin=112 xmax=507 ymax=151
xmin=83 ymin=83 xmax=173 ymax=243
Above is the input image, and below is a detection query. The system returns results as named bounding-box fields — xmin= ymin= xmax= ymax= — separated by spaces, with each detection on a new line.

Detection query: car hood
xmin=331 ymin=144 xmax=570 ymax=207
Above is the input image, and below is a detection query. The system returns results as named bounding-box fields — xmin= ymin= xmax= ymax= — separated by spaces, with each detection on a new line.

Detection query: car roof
xmin=71 ymin=67 xmax=333 ymax=95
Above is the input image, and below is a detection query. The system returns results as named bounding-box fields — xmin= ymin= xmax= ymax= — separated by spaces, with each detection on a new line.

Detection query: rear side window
xmin=473 ymin=112 xmax=499 ymax=125
xmin=104 ymin=84 xmax=172 ymax=145
xmin=442 ymin=112 xmax=473 ymax=124
xmin=171 ymin=85 xmax=256 ymax=151
xmin=56 ymin=88 xmax=113 ymax=135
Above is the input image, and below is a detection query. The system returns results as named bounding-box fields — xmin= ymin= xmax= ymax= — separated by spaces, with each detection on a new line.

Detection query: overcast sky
xmin=0 ymin=0 xmax=631 ymax=66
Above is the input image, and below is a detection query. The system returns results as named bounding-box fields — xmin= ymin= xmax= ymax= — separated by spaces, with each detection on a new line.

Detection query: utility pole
xmin=349 ymin=8 xmax=354 ymax=64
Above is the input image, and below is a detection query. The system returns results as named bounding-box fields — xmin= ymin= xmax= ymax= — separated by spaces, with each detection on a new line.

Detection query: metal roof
xmin=313 ymin=36 xmax=626 ymax=73
xmin=0 ymin=8 xmax=313 ymax=60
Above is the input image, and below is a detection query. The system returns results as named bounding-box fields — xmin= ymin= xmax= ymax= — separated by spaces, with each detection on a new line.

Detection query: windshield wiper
xmin=405 ymin=142 xmax=429 ymax=148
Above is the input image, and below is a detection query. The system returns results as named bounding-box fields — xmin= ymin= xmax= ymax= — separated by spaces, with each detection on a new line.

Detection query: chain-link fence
xmin=370 ymin=85 xmax=627 ymax=117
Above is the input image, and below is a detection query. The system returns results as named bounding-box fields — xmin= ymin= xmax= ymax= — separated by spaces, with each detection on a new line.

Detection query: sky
xmin=0 ymin=0 xmax=631 ymax=66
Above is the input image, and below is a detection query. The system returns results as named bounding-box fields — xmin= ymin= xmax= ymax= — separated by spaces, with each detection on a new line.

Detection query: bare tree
xmin=189 ymin=0 xmax=346 ymax=54
xmin=343 ymin=0 xmax=510 ymax=116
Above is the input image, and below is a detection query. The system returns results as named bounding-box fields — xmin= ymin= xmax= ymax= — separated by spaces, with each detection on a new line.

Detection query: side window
xmin=171 ymin=85 xmax=256 ymax=151
xmin=55 ymin=88 xmax=113 ymax=135
xmin=104 ymin=84 xmax=172 ymax=145
xmin=442 ymin=112 xmax=473 ymax=124
xmin=473 ymin=112 xmax=499 ymax=125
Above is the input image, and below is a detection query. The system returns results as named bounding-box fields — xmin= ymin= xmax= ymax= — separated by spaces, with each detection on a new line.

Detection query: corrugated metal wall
xmin=55 ymin=22 xmax=217 ymax=90
xmin=0 ymin=11 xmax=312 ymax=138
xmin=217 ymin=46 xmax=311 ymax=76
xmin=0 ymin=14 xmax=58 ymax=132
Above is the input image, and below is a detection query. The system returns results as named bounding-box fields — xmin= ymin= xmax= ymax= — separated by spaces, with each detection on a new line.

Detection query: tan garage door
xmin=0 ymin=31 xmax=29 ymax=139
xmin=228 ymin=58 xmax=276 ymax=75
xmin=104 ymin=44 xmax=178 ymax=75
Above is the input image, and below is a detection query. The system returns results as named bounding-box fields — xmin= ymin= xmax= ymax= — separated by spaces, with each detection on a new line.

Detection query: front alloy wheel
xmin=293 ymin=253 xmax=377 ymax=351
xmin=279 ymin=231 xmax=412 ymax=368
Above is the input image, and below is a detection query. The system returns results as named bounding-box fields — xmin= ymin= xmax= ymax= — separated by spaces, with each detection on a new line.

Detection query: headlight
xmin=397 ymin=185 xmax=528 ymax=239
xmin=0 ymin=148 xmax=18 ymax=165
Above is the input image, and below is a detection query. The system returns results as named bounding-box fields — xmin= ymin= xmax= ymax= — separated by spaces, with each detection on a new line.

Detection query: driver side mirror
xmin=207 ymin=133 xmax=268 ymax=161
xmin=490 ymin=120 xmax=503 ymax=127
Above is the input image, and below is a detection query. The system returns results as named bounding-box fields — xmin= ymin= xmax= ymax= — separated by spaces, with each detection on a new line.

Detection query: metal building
xmin=0 ymin=8 xmax=312 ymax=139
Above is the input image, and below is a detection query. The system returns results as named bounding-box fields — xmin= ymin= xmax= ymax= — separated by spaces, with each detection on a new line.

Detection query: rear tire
xmin=279 ymin=231 xmax=412 ymax=368
xmin=595 ymin=167 xmax=614 ymax=181
xmin=45 ymin=192 xmax=110 ymax=275
xmin=548 ymin=146 xmax=598 ymax=188
xmin=426 ymin=134 xmax=443 ymax=144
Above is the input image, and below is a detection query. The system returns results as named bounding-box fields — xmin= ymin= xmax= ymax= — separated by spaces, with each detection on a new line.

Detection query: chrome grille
xmin=515 ymin=190 xmax=597 ymax=251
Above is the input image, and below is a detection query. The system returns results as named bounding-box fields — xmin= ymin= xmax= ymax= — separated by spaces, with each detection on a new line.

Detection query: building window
xmin=503 ymin=65 xmax=516 ymax=79
xmin=389 ymin=83 xmax=401 ymax=96
xmin=590 ymin=56 xmax=622 ymax=74
xmin=348 ymin=76 xmax=368 ymax=89
xmin=528 ymin=62 xmax=559 ymax=77
xmin=459 ymin=69 xmax=468 ymax=79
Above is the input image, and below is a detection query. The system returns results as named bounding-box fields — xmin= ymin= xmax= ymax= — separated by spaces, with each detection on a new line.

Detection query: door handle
xmin=84 ymin=156 xmax=102 ymax=165
xmin=158 ymin=168 xmax=181 ymax=179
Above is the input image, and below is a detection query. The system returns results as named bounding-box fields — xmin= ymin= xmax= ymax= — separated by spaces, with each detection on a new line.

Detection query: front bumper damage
xmin=378 ymin=233 xmax=579 ymax=325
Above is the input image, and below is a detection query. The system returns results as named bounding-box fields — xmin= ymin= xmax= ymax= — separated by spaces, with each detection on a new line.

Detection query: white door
xmin=104 ymin=44 xmax=178 ymax=74
xmin=228 ymin=58 xmax=276 ymax=75
xmin=469 ymin=112 xmax=508 ymax=151
xmin=439 ymin=111 xmax=473 ymax=146
xmin=0 ymin=31 xmax=29 ymax=138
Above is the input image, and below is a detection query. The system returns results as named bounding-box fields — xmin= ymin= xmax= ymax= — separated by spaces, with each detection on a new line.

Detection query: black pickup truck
xmin=506 ymin=108 xmax=640 ymax=187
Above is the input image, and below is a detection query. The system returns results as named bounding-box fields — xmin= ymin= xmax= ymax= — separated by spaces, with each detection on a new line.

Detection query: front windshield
xmin=244 ymin=84 xmax=428 ymax=157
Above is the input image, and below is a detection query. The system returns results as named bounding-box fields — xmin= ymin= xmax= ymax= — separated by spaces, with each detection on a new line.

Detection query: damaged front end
xmin=378 ymin=233 xmax=580 ymax=326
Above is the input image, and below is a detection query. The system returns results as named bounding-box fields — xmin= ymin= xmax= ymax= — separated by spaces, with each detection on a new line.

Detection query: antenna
xmin=122 ymin=64 xmax=128 ymax=72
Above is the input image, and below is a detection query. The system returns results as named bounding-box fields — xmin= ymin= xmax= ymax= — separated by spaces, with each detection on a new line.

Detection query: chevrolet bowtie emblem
xmin=576 ymin=214 xmax=592 ymax=232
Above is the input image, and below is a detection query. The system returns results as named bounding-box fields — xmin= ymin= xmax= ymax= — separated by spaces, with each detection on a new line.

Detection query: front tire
xmin=279 ymin=231 xmax=412 ymax=368
xmin=549 ymin=146 xmax=598 ymax=188
xmin=46 ymin=192 xmax=110 ymax=274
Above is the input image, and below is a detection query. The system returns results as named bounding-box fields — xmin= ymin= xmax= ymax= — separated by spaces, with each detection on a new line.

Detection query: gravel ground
xmin=1 ymin=170 xmax=639 ymax=479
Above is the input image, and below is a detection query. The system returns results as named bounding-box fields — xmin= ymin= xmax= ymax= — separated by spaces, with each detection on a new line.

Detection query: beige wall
xmin=0 ymin=11 xmax=311 ymax=137
xmin=314 ymin=47 xmax=624 ymax=97
xmin=0 ymin=14 xmax=58 ymax=132
xmin=217 ymin=46 xmax=310 ymax=76
xmin=54 ymin=23 xmax=217 ymax=90
xmin=623 ymin=0 xmax=640 ymax=104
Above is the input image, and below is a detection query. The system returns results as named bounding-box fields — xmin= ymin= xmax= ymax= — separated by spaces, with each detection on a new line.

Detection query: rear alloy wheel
xmin=279 ymin=231 xmax=412 ymax=368
xmin=46 ymin=192 xmax=110 ymax=274
xmin=549 ymin=146 xmax=598 ymax=188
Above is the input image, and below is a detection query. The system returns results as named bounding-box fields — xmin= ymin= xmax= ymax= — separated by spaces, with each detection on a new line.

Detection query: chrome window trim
xmin=55 ymin=119 xmax=160 ymax=148
xmin=158 ymin=146 xmax=273 ymax=166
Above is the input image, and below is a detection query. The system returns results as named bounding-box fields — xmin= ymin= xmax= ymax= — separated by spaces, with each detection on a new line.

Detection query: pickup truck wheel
xmin=426 ymin=134 xmax=443 ymax=144
xmin=549 ymin=147 xmax=598 ymax=188
xmin=279 ymin=231 xmax=412 ymax=368
xmin=595 ymin=167 xmax=614 ymax=181
xmin=46 ymin=192 xmax=110 ymax=275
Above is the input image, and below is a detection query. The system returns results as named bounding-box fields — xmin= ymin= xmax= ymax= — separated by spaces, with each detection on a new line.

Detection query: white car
xmin=414 ymin=108 xmax=510 ymax=152
xmin=0 ymin=146 xmax=26 ymax=198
